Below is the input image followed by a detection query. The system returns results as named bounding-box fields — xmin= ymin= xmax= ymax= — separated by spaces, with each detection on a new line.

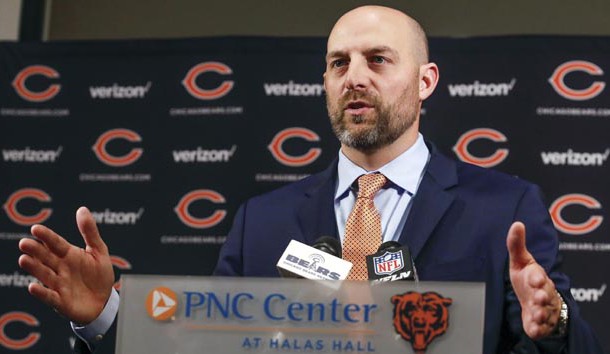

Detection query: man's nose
xmin=344 ymin=59 xmax=370 ymax=92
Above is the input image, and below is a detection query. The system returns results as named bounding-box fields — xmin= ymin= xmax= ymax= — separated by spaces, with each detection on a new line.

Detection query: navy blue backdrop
xmin=0 ymin=36 xmax=608 ymax=353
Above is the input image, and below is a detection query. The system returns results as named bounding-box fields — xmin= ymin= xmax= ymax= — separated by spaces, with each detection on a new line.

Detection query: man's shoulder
xmin=453 ymin=156 xmax=537 ymax=196
xmin=247 ymin=167 xmax=333 ymax=205
xmin=428 ymin=146 xmax=537 ymax=196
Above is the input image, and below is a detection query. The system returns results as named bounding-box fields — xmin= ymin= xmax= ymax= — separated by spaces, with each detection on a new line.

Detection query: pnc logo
xmin=548 ymin=61 xmax=605 ymax=101
xmin=182 ymin=62 xmax=234 ymax=100
xmin=268 ymin=127 xmax=322 ymax=167
xmin=549 ymin=193 xmax=603 ymax=235
xmin=92 ymin=128 xmax=143 ymax=167
xmin=174 ymin=190 xmax=227 ymax=229
xmin=3 ymin=188 xmax=52 ymax=226
xmin=0 ymin=312 xmax=41 ymax=350
xmin=453 ymin=128 xmax=508 ymax=168
xmin=110 ymin=255 xmax=132 ymax=291
xmin=391 ymin=291 xmax=452 ymax=353
xmin=146 ymin=287 xmax=178 ymax=321
xmin=12 ymin=65 xmax=61 ymax=102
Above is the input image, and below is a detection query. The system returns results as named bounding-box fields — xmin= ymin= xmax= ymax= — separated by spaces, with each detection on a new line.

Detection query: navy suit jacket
xmin=77 ymin=144 xmax=603 ymax=354
xmin=214 ymin=144 xmax=603 ymax=354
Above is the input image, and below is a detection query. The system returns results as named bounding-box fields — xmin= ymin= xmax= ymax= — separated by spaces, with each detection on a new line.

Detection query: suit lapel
xmin=296 ymin=160 xmax=339 ymax=245
xmin=295 ymin=145 xmax=459 ymax=259
xmin=398 ymin=145 xmax=458 ymax=260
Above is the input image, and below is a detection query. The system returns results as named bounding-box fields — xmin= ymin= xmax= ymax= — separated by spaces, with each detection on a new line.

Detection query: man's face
xmin=324 ymin=10 xmax=423 ymax=152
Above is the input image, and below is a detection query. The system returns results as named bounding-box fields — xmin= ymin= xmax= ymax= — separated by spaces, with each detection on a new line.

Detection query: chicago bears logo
xmin=92 ymin=128 xmax=143 ymax=167
xmin=12 ymin=65 xmax=61 ymax=102
xmin=453 ymin=128 xmax=508 ymax=168
xmin=268 ymin=127 xmax=322 ymax=167
xmin=548 ymin=60 xmax=605 ymax=101
xmin=182 ymin=62 xmax=234 ymax=100
xmin=174 ymin=189 xmax=226 ymax=229
xmin=0 ymin=312 xmax=41 ymax=350
xmin=391 ymin=291 xmax=452 ymax=353
xmin=549 ymin=193 xmax=603 ymax=235
xmin=3 ymin=188 xmax=52 ymax=226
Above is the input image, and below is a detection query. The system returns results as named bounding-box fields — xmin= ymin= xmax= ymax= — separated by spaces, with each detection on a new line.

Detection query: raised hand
xmin=507 ymin=221 xmax=562 ymax=340
xmin=18 ymin=207 xmax=115 ymax=325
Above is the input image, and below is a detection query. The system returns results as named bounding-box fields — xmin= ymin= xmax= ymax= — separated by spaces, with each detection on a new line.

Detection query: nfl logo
xmin=373 ymin=250 xmax=404 ymax=275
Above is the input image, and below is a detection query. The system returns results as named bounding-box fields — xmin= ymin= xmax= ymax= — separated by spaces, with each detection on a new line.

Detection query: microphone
xmin=312 ymin=236 xmax=342 ymax=258
xmin=276 ymin=237 xmax=353 ymax=280
xmin=366 ymin=241 xmax=418 ymax=283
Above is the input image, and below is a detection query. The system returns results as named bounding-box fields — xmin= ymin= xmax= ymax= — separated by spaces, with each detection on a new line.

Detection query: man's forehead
xmin=326 ymin=26 xmax=408 ymax=59
xmin=327 ymin=9 xmax=413 ymax=53
xmin=326 ymin=7 xmax=427 ymax=64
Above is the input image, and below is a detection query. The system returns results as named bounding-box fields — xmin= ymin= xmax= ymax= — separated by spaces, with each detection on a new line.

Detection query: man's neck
xmin=340 ymin=130 xmax=419 ymax=171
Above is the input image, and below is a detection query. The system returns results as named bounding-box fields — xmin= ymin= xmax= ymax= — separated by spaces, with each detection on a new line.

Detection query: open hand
xmin=507 ymin=221 xmax=562 ymax=339
xmin=18 ymin=207 xmax=115 ymax=325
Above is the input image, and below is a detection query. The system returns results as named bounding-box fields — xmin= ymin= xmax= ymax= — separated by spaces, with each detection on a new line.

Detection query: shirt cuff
xmin=70 ymin=288 xmax=120 ymax=352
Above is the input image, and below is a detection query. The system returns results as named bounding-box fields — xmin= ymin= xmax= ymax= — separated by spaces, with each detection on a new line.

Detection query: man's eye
xmin=371 ymin=56 xmax=386 ymax=64
xmin=332 ymin=60 xmax=347 ymax=68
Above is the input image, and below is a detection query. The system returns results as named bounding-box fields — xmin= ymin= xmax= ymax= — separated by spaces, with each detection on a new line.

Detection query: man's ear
xmin=323 ymin=71 xmax=328 ymax=91
xmin=419 ymin=62 xmax=439 ymax=101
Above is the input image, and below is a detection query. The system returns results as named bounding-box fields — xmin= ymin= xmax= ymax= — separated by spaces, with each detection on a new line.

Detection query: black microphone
xmin=312 ymin=236 xmax=342 ymax=258
xmin=366 ymin=241 xmax=418 ymax=282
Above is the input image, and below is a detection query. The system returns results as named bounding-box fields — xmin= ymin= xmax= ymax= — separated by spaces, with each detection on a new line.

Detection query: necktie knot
xmin=357 ymin=173 xmax=387 ymax=199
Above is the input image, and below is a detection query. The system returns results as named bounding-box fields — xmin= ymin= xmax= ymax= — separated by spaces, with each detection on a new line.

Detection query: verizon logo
xmin=264 ymin=81 xmax=324 ymax=96
xmin=448 ymin=78 xmax=516 ymax=97
xmin=571 ymin=284 xmax=606 ymax=302
xmin=2 ymin=146 xmax=63 ymax=163
xmin=91 ymin=208 xmax=144 ymax=225
xmin=541 ymin=148 xmax=609 ymax=166
xmin=89 ymin=82 xmax=152 ymax=99
xmin=0 ymin=272 xmax=37 ymax=287
xmin=172 ymin=145 xmax=237 ymax=163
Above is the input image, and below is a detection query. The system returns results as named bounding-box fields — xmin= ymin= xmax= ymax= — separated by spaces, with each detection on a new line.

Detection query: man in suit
xmin=17 ymin=5 xmax=603 ymax=354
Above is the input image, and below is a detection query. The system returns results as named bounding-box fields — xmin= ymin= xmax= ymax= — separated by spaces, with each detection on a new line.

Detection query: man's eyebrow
xmin=326 ymin=50 xmax=346 ymax=62
xmin=364 ymin=46 xmax=399 ymax=57
xmin=325 ymin=46 xmax=399 ymax=62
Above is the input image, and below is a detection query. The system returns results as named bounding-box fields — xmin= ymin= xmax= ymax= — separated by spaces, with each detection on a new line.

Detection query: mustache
xmin=339 ymin=91 xmax=378 ymax=107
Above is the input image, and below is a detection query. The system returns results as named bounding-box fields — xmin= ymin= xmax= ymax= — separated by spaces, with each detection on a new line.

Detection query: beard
xmin=326 ymin=88 xmax=419 ymax=153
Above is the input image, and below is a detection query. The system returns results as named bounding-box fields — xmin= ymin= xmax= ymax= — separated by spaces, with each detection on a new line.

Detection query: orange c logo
xmin=548 ymin=61 xmax=605 ymax=101
xmin=12 ymin=65 xmax=61 ymax=102
xmin=146 ymin=287 xmax=178 ymax=321
xmin=549 ymin=194 xmax=603 ymax=235
xmin=92 ymin=128 xmax=143 ymax=167
xmin=3 ymin=188 xmax=52 ymax=226
xmin=453 ymin=128 xmax=509 ymax=168
xmin=0 ymin=312 xmax=41 ymax=350
xmin=182 ymin=62 xmax=234 ymax=100
xmin=174 ymin=190 xmax=226 ymax=229
xmin=268 ymin=127 xmax=322 ymax=167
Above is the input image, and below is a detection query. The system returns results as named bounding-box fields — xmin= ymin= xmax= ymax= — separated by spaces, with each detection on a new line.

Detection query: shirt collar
xmin=335 ymin=133 xmax=429 ymax=200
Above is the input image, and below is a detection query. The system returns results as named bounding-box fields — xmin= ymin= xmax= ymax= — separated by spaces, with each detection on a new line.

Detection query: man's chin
xmin=336 ymin=129 xmax=383 ymax=152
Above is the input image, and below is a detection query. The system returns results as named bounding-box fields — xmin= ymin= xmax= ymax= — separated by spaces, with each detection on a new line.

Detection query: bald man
xmin=19 ymin=5 xmax=603 ymax=354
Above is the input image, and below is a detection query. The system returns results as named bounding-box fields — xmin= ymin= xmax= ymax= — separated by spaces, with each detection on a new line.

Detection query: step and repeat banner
xmin=0 ymin=36 xmax=608 ymax=353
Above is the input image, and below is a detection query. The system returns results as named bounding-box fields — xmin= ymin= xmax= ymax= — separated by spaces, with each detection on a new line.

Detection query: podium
xmin=116 ymin=275 xmax=485 ymax=354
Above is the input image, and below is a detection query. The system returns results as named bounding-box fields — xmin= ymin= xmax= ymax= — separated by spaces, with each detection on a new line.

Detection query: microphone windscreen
xmin=312 ymin=236 xmax=342 ymax=258
xmin=377 ymin=241 xmax=402 ymax=252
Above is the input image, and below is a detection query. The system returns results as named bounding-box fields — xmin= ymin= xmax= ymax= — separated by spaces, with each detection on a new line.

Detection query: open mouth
xmin=344 ymin=100 xmax=373 ymax=115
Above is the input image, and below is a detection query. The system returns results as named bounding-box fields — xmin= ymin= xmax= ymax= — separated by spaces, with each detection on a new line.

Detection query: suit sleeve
xmin=504 ymin=184 xmax=605 ymax=354
xmin=213 ymin=202 xmax=247 ymax=276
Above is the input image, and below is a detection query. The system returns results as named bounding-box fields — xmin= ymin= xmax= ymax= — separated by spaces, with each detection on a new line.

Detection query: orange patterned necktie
xmin=343 ymin=173 xmax=387 ymax=280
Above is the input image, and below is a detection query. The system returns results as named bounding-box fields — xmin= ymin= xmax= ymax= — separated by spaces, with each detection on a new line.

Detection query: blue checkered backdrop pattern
xmin=0 ymin=36 xmax=608 ymax=353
